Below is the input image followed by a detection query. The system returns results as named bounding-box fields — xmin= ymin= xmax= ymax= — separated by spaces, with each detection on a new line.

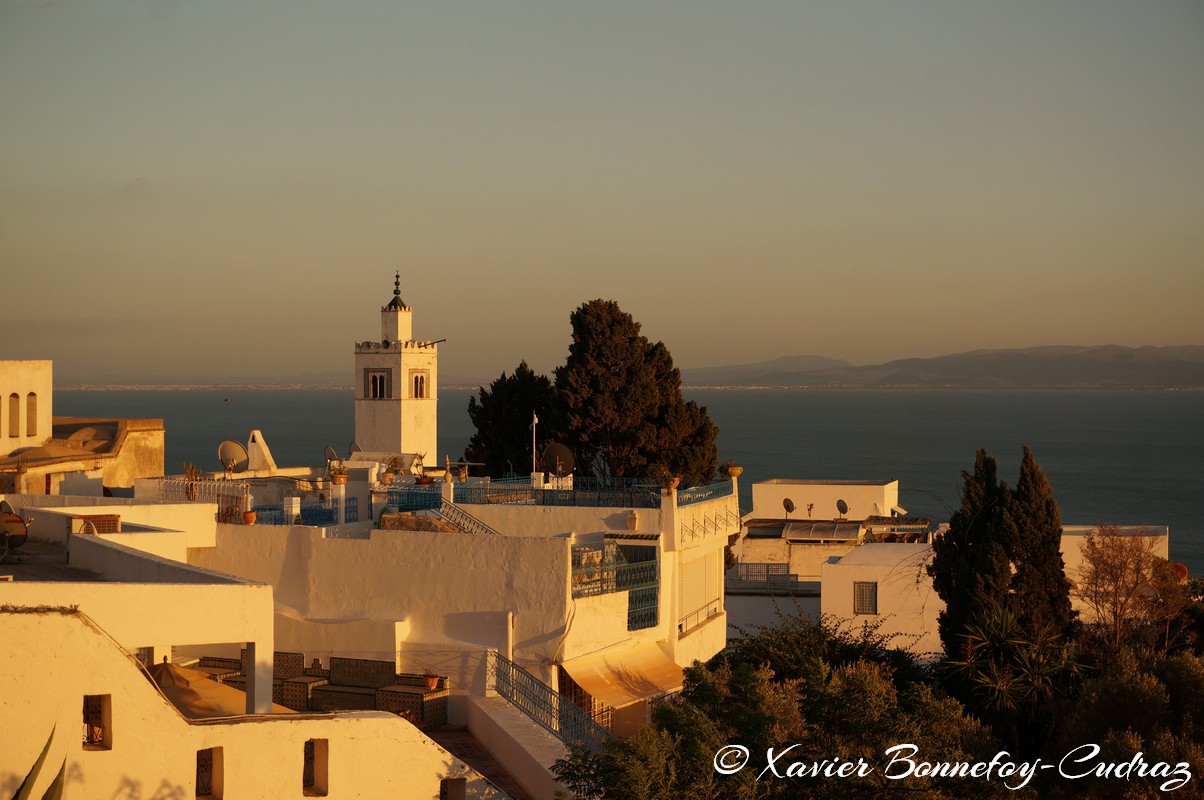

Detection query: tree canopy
xmin=463 ymin=361 xmax=559 ymax=478
xmin=465 ymin=300 xmax=719 ymax=486
xmin=929 ymin=447 xmax=1074 ymax=657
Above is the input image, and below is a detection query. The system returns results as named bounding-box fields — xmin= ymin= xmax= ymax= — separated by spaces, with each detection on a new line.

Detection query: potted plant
xmin=243 ymin=509 xmax=258 ymax=525
xmin=380 ymin=457 xmax=401 ymax=486
xmin=419 ymin=663 xmax=440 ymax=691
xmin=329 ymin=461 xmax=348 ymax=486
xmin=720 ymin=460 xmax=743 ymax=480
xmin=182 ymin=462 xmax=204 ymax=500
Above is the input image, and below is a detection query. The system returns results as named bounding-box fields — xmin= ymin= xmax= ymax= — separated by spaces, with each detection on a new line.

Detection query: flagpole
xmin=531 ymin=411 xmax=539 ymax=476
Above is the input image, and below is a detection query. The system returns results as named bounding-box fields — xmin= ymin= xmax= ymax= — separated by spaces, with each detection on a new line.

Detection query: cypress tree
xmin=464 ymin=361 xmax=560 ymax=477
xmin=929 ymin=450 xmax=1014 ymax=657
xmin=553 ymin=300 xmax=718 ymax=485
xmin=1005 ymin=445 xmax=1074 ymax=638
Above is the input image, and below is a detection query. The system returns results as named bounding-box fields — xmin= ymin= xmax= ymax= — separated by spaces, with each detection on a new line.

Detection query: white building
xmin=819 ymin=524 xmax=1175 ymax=663
xmin=0 ymin=499 xmax=505 ymax=799
xmin=4 ymin=278 xmax=740 ymax=800
xmin=353 ymin=273 xmax=438 ymax=462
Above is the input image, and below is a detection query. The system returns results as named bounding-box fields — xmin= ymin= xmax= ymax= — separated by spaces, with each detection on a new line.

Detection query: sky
xmin=2 ymin=0 xmax=1202 ymax=383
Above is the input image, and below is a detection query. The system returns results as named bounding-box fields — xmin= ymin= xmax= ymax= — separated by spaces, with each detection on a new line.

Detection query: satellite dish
xmin=217 ymin=440 xmax=249 ymax=473
xmin=783 ymin=498 xmax=795 ymax=519
xmin=0 ymin=510 xmax=29 ymax=552
xmin=542 ymin=443 xmax=575 ymax=477
xmin=323 ymin=445 xmax=339 ymax=465
xmin=836 ymin=499 xmax=849 ymax=517
xmin=348 ymin=442 xmax=362 ymax=458
xmin=1172 ymin=562 xmax=1190 ymax=583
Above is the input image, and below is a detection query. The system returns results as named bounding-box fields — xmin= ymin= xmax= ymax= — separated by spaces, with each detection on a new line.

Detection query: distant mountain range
xmin=56 ymin=346 xmax=1204 ymax=390
xmin=680 ymin=346 xmax=1204 ymax=389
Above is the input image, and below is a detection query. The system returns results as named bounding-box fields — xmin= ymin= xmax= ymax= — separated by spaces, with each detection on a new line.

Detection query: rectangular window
xmin=196 ymin=747 xmax=223 ymax=798
xmin=304 ymin=739 xmax=328 ymax=796
xmin=853 ymin=581 xmax=878 ymax=615
xmin=82 ymin=694 xmax=112 ymax=750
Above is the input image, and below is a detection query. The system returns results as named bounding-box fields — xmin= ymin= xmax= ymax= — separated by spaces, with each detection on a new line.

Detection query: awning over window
xmin=561 ymin=643 xmax=684 ymax=709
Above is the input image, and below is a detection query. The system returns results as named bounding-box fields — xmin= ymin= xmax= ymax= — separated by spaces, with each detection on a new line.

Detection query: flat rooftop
xmin=0 ymin=537 xmax=106 ymax=583
xmin=831 ymin=542 xmax=932 ymax=566
xmin=758 ymin=479 xmax=896 ymax=486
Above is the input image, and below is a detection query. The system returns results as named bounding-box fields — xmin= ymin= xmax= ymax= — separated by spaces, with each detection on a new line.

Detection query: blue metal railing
xmin=491 ymin=652 xmax=612 ymax=752
xmin=454 ymin=483 xmax=660 ymax=509
xmin=438 ymin=501 xmax=503 ymax=536
xmin=387 ymin=486 xmax=442 ymax=511
xmin=252 ymin=506 xmax=287 ymax=525
xmin=344 ymin=496 xmax=359 ymax=523
xmin=300 ymin=500 xmax=336 ymax=526
xmin=676 ymin=480 xmax=734 ymax=506
xmin=573 ymin=476 xmax=658 ymax=492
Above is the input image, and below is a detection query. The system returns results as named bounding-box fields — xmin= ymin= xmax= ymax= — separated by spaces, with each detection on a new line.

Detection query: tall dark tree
xmin=463 ymin=361 xmax=559 ymax=477
xmin=928 ymin=450 xmax=1014 ymax=658
xmin=553 ymin=300 xmax=718 ymax=486
xmin=1004 ymin=445 xmax=1074 ymax=638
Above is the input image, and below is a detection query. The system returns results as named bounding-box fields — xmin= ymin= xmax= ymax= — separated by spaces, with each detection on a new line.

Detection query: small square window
xmin=82 ymin=694 xmax=112 ymax=750
xmin=304 ymin=739 xmax=328 ymax=796
xmin=853 ymin=581 xmax=878 ymax=615
xmin=440 ymin=777 xmax=467 ymax=800
xmin=196 ymin=747 xmax=223 ymax=798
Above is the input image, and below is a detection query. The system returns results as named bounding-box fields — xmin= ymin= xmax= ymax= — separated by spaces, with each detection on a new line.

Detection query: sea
xmin=54 ymin=388 xmax=1204 ymax=574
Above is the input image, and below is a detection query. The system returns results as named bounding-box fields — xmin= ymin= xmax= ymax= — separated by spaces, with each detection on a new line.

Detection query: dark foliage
xmin=463 ymin=361 xmax=560 ymax=477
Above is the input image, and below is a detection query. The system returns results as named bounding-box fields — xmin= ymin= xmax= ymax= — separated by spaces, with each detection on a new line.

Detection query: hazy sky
xmin=2 ymin=0 xmax=1202 ymax=383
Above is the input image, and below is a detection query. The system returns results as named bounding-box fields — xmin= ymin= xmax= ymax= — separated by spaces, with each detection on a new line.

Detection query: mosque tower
xmin=353 ymin=273 xmax=438 ymax=462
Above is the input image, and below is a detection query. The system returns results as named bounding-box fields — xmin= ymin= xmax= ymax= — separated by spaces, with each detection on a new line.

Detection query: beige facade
xmin=1 ymin=609 xmax=502 ymax=800
xmin=0 ymin=359 xmax=52 ymax=452
xmin=749 ymin=478 xmax=901 ymax=521
xmin=0 ymin=360 xmax=165 ymax=495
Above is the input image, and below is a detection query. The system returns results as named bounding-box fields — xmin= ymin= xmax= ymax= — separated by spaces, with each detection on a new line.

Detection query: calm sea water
xmin=54 ymin=388 xmax=1204 ymax=573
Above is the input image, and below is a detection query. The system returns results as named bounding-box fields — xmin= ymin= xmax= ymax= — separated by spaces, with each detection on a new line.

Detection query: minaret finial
xmin=383 ymin=271 xmax=408 ymax=311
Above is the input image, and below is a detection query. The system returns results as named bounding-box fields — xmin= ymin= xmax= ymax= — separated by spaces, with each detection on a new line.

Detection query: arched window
xmin=26 ymin=392 xmax=37 ymax=437
xmin=8 ymin=394 xmax=19 ymax=438
xmin=412 ymin=373 xmax=427 ymax=399
xmin=364 ymin=369 xmax=391 ymax=399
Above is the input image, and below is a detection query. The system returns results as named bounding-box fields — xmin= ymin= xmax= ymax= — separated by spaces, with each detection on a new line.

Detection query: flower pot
xmin=726 ymin=466 xmax=743 ymax=479
xmin=381 ymin=471 xmax=395 ymax=486
xmin=424 ymin=674 xmax=439 ymax=691
xmin=243 ymin=510 xmax=257 ymax=525
xmin=415 ymin=476 xmax=435 ymax=486
xmin=331 ymin=474 xmax=348 ymax=486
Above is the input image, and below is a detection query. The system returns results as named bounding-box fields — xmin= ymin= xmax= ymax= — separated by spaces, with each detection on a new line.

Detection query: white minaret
xmin=353 ymin=273 xmax=438 ymax=461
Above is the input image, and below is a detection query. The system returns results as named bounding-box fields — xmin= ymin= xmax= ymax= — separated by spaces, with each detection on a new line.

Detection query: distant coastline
xmin=56 ymin=344 xmax=1204 ymax=392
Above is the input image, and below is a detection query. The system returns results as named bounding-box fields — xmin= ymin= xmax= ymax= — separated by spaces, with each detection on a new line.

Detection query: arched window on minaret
xmin=26 ymin=392 xmax=37 ymax=437
xmin=8 ymin=393 xmax=19 ymax=438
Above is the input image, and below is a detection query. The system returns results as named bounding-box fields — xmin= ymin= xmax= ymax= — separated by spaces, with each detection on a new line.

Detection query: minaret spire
xmin=383 ymin=271 xmax=408 ymax=311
